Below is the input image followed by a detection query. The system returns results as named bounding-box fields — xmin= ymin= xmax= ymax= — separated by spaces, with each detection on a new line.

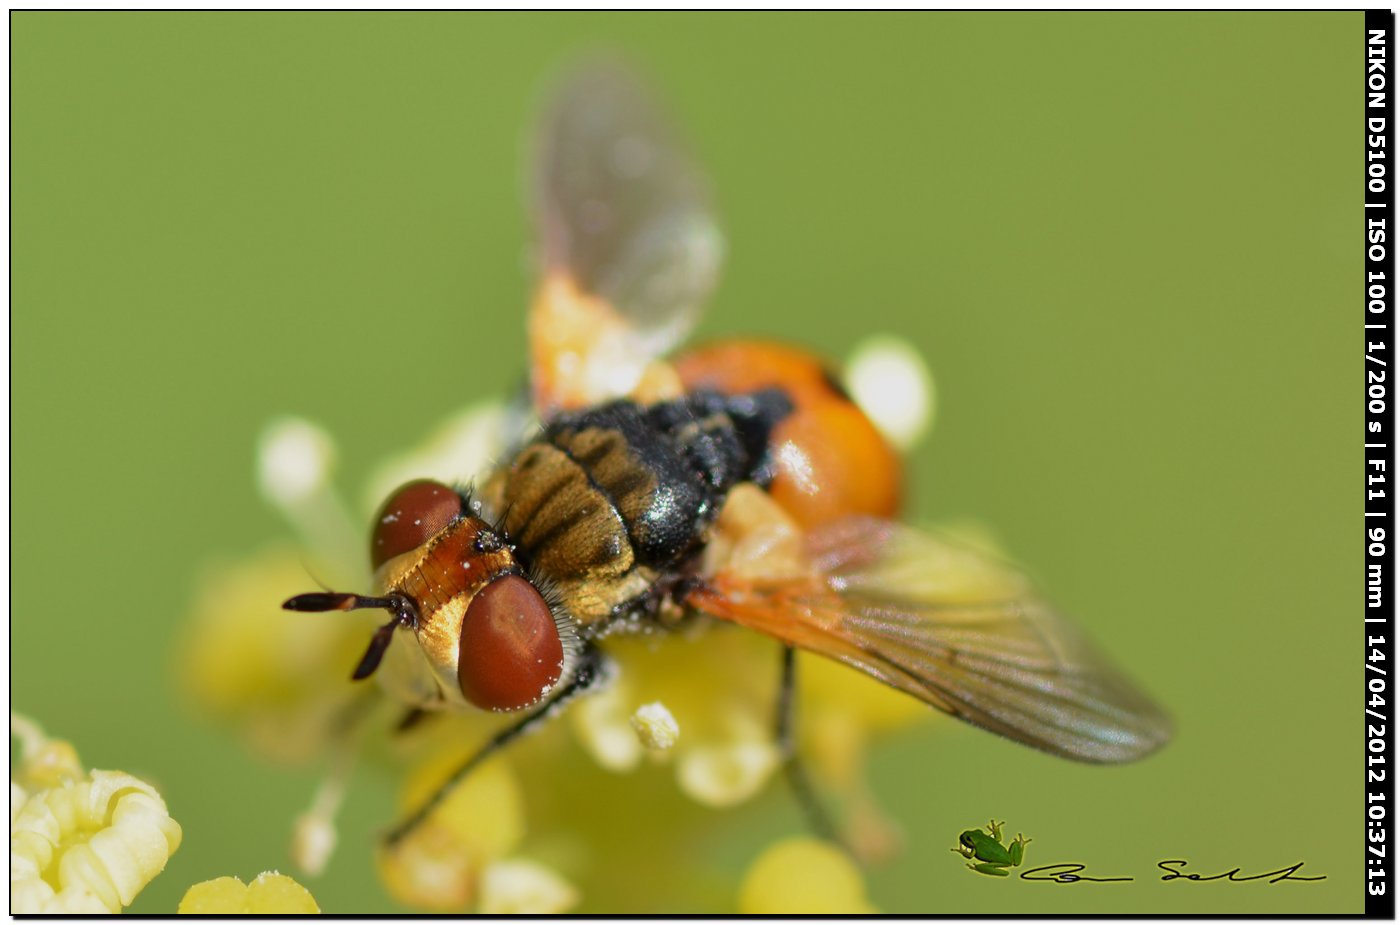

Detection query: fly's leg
xmin=383 ymin=643 xmax=610 ymax=847
xmin=775 ymin=644 xmax=848 ymax=854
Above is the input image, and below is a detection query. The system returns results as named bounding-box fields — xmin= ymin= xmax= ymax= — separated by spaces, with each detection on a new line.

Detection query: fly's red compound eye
xmin=371 ymin=479 xmax=462 ymax=569
xmin=458 ymin=575 xmax=564 ymax=711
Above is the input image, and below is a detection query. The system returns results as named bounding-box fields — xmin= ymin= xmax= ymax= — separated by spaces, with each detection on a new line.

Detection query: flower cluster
xmin=10 ymin=714 xmax=323 ymax=915
xmin=10 ymin=714 xmax=184 ymax=914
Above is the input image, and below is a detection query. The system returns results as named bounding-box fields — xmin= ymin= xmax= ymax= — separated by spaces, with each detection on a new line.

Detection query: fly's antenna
xmin=283 ymin=591 xmax=401 ymax=613
xmin=283 ymin=591 xmax=419 ymax=680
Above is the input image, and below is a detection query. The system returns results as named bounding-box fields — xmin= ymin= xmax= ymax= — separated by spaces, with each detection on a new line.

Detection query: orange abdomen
xmin=673 ymin=340 xmax=901 ymax=529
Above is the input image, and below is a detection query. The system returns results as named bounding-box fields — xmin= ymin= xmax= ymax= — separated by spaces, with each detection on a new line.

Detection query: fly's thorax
xmin=489 ymin=392 xmax=793 ymax=627
xmin=492 ymin=434 xmax=658 ymax=625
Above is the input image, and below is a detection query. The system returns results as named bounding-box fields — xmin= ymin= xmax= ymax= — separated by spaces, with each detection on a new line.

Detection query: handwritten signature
xmin=1018 ymin=860 xmax=1326 ymax=885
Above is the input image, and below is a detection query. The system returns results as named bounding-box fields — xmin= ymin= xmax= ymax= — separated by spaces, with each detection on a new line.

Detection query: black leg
xmin=774 ymin=645 xmax=847 ymax=851
xmin=383 ymin=644 xmax=609 ymax=847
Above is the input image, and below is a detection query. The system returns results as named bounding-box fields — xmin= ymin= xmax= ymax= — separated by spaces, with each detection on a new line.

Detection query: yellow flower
xmin=176 ymin=546 xmax=372 ymax=765
xmin=570 ymin=628 xmax=783 ymax=807
xmin=10 ymin=714 xmax=183 ymax=914
xmin=376 ymin=749 xmax=525 ymax=911
xmin=737 ymin=837 xmax=877 ymax=914
xmin=178 ymin=872 xmax=320 ymax=914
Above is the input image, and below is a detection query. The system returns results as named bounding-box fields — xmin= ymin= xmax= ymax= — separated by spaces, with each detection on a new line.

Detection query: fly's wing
xmin=530 ymin=64 xmax=723 ymax=416
xmin=687 ymin=517 xmax=1173 ymax=764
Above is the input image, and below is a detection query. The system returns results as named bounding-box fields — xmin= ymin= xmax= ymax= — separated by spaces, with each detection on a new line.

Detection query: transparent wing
xmin=529 ymin=64 xmax=723 ymax=414
xmin=688 ymin=518 xmax=1173 ymax=764
xmin=534 ymin=63 xmax=721 ymax=350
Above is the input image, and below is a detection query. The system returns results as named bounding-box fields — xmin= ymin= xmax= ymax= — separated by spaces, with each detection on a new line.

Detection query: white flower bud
xmin=257 ymin=417 xmax=336 ymax=509
xmin=291 ymin=810 xmax=338 ymax=878
xmin=677 ymin=739 xmax=780 ymax=808
xmin=478 ymin=858 xmax=579 ymax=915
xmin=630 ymin=701 xmax=680 ymax=751
xmin=845 ymin=335 xmax=935 ymax=451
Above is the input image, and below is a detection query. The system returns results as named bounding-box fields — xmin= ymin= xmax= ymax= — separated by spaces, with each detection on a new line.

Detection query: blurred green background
xmin=13 ymin=11 xmax=1357 ymax=914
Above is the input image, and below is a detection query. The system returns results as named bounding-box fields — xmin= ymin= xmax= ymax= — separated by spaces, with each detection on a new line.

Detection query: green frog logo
xmin=952 ymin=820 xmax=1032 ymax=877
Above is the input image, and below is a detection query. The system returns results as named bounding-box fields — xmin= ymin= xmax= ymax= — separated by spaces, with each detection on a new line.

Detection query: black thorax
xmin=538 ymin=388 xmax=793 ymax=569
